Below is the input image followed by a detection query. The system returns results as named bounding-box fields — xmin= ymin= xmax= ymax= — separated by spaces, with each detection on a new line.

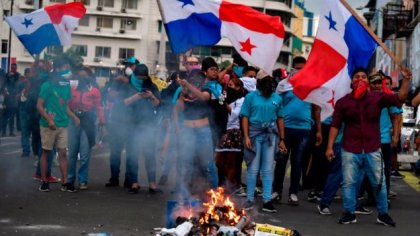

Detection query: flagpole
xmin=339 ymin=0 xmax=402 ymax=69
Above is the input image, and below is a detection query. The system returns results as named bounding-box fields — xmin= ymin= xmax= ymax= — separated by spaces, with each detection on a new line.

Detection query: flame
xmin=199 ymin=187 xmax=242 ymax=226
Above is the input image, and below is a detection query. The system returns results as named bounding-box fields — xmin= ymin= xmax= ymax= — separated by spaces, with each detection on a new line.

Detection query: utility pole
xmin=7 ymin=0 xmax=14 ymax=73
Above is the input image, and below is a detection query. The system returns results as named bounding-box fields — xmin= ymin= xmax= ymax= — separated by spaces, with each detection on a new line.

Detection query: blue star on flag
xmin=178 ymin=0 xmax=194 ymax=7
xmin=22 ymin=17 xmax=33 ymax=28
xmin=324 ymin=11 xmax=337 ymax=31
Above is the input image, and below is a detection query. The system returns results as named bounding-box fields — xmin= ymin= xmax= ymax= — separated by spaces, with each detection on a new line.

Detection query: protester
xmin=215 ymin=77 xmax=246 ymax=193
xmin=2 ymin=63 xmax=20 ymax=136
xmin=326 ymin=67 xmax=412 ymax=226
xmin=272 ymin=56 xmax=322 ymax=206
xmin=123 ymin=63 xmax=162 ymax=194
xmin=37 ymin=57 xmax=73 ymax=192
xmin=175 ymin=66 xmax=219 ymax=198
xmin=240 ymin=66 xmax=258 ymax=93
xmin=67 ymin=66 xmax=105 ymax=190
xmin=240 ymin=74 xmax=287 ymax=213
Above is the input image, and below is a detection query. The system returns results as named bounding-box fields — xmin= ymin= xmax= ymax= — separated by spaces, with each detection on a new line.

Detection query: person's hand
xmin=391 ymin=136 xmax=399 ymax=148
xmin=400 ymin=67 xmax=412 ymax=80
xmin=141 ymin=90 xmax=153 ymax=99
xmin=73 ymin=116 xmax=80 ymax=126
xmin=325 ymin=148 xmax=334 ymax=162
xmin=244 ymin=137 xmax=253 ymax=150
xmin=48 ymin=120 xmax=57 ymax=130
xmin=278 ymin=140 xmax=287 ymax=154
xmin=315 ymin=131 xmax=322 ymax=146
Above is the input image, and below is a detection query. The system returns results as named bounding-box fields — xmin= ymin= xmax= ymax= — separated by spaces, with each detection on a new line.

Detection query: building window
xmin=122 ymin=0 xmax=137 ymax=9
xmin=95 ymin=46 xmax=111 ymax=58
xmin=94 ymin=67 xmax=110 ymax=77
xmin=72 ymin=45 xmax=88 ymax=57
xmin=79 ymin=0 xmax=90 ymax=5
xmin=98 ymin=0 xmax=114 ymax=7
xmin=119 ymin=48 xmax=135 ymax=60
xmin=79 ymin=15 xmax=89 ymax=26
xmin=1 ymin=40 xmax=7 ymax=54
xmin=120 ymin=18 xmax=136 ymax=30
xmin=46 ymin=46 xmax=63 ymax=56
xmin=97 ymin=17 xmax=113 ymax=28
xmin=158 ymin=20 xmax=162 ymax=33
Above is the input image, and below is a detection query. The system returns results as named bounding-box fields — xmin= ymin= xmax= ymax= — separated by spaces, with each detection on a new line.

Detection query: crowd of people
xmin=0 ymin=53 xmax=414 ymax=227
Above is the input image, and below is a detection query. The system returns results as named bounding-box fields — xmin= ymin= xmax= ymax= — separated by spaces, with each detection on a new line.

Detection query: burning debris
xmin=155 ymin=188 xmax=301 ymax=236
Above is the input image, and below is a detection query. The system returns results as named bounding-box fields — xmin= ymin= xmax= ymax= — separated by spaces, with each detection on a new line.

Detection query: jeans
xmin=2 ymin=107 xmax=17 ymax=134
xmin=67 ymin=120 xmax=92 ymax=184
xmin=320 ymin=143 xmax=342 ymax=206
xmin=19 ymin=108 xmax=31 ymax=155
xmin=381 ymin=143 xmax=391 ymax=196
xmin=125 ymin=123 xmax=158 ymax=185
xmin=273 ymin=128 xmax=310 ymax=195
xmin=160 ymin=120 xmax=181 ymax=187
xmin=180 ymin=125 xmax=217 ymax=198
xmin=341 ymin=149 xmax=388 ymax=214
xmin=108 ymin=121 xmax=129 ymax=181
xmin=246 ymin=133 xmax=277 ymax=203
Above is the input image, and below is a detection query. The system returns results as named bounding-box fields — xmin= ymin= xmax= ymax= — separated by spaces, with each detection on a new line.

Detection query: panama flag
xmin=158 ymin=0 xmax=285 ymax=74
xmin=289 ymin=0 xmax=378 ymax=121
xmin=5 ymin=2 xmax=86 ymax=55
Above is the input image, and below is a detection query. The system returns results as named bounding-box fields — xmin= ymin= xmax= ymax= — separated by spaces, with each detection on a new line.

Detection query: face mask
xmin=352 ymin=78 xmax=369 ymax=99
xmin=125 ymin=67 xmax=133 ymax=76
xmin=58 ymin=69 xmax=72 ymax=80
xmin=225 ymin=87 xmax=243 ymax=104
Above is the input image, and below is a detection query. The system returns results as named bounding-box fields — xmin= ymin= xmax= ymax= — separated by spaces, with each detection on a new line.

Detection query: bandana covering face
xmin=352 ymin=78 xmax=369 ymax=99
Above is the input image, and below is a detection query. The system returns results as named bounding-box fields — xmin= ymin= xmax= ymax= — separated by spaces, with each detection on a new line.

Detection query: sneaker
xmin=255 ymin=187 xmax=263 ymax=197
xmin=338 ymin=213 xmax=357 ymax=224
xmin=307 ymin=191 xmax=321 ymax=202
xmin=243 ymin=201 xmax=254 ymax=210
xmin=233 ymin=187 xmax=247 ymax=197
xmin=105 ymin=178 xmax=119 ymax=187
xmin=377 ymin=213 xmax=396 ymax=227
xmin=61 ymin=183 xmax=77 ymax=193
xmin=288 ymin=194 xmax=299 ymax=206
xmin=318 ymin=204 xmax=332 ymax=215
xmin=355 ymin=206 xmax=373 ymax=215
xmin=38 ymin=182 xmax=50 ymax=192
xmin=47 ymin=176 xmax=61 ymax=183
xmin=79 ymin=183 xmax=88 ymax=190
xmin=390 ymin=171 xmax=405 ymax=179
xmin=388 ymin=190 xmax=397 ymax=199
xmin=271 ymin=192 xmax=281 ymax=203
xmin=262 ymin=201 xmax=277 ymax=213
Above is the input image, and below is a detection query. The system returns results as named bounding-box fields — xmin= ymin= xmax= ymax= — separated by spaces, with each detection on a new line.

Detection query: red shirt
xmin=69 ymin=86 xmax=105 ymax=124
xmin=331 ymin=91 xmax=402 ymax=154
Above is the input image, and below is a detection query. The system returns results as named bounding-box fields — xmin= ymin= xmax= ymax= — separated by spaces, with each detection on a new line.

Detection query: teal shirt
xmin=240 ymin=90 xmax=283 ymax=126
xmin=280 ymin=91 xmax=312 ymax=130
xmin=39 ymin=80 xmax=72 ymax=128
xmin=380 ymin=106 xmax=402 ymax=143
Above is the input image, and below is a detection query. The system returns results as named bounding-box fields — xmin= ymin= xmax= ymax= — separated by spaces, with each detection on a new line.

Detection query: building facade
xmin=1 ymin=0 xmax=299 ymax=84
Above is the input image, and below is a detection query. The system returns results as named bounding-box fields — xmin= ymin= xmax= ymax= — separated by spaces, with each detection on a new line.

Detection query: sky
xmin=305 ymin=0 xmax=369 ymax=15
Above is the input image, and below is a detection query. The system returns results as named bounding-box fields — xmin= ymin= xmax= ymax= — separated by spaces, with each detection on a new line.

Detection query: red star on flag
xmin=239 ymin=38 xmax=256 ymax=55
xmin=327 ymin=90 xmax=335 ymax=108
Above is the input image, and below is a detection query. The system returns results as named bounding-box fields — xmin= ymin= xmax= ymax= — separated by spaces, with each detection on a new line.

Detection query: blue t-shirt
xmin=280 ymin=91 xmax=312 ymax=130
xmin=380 ymin=106 xmax=402 ymax=143
xmin=240 ymin=90 xmax=283 ymax=127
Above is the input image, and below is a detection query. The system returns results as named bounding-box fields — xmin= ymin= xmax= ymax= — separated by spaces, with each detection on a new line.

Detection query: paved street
xmin=1 ymin=134 xmax=419 ymax=236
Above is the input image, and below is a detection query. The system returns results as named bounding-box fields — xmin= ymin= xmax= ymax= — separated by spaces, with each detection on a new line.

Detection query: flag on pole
xmin=289 ymin=0 xmax=378 ymax=121
xmin=5 ymin=2 xmax=86 ymax=55
xmin=158 ymin=0 xmax=285 ymax=74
